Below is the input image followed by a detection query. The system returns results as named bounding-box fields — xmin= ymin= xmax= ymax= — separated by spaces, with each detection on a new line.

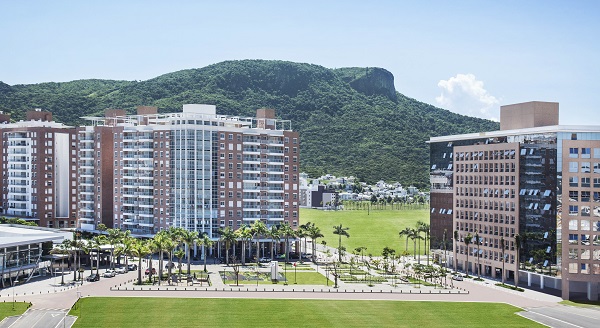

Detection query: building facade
xmin=0 ymin=110 xmax=78 ymax=229
xmin=429 ymin=101 xmax=599 ymax=300
xmin=77 ymin=104 xmax=299 ymax=239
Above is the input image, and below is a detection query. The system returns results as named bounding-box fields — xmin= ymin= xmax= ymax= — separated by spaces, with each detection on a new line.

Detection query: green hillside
xmin=0 ymin=60 xmax=499 ymax=187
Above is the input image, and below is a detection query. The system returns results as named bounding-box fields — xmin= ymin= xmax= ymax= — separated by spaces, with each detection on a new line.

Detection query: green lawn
xmin=221 ymin=271 xmax=330 ymax=285
xmin=0 ymin=302 xmax=29 ymax=321
xmin=300 ymin=207 xmax=429 ymax=256
xmin=68 ymin=297 xmax=541 ymax=327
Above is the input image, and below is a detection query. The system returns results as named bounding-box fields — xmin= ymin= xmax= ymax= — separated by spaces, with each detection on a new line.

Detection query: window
xmin=569 ymin=191 xmax=578 ymax=201
xmin=569 ymin=162 xmax=578 ymax=173
xmin=594 ymin=148 xmax=600 ymax=159
xmin=581 ymin=162 xmax=591 ymax=173
xmin=569 ymin=205 xmax=578 ymax=216
xmin=569 ymin=148 xmax=579 ymax=158
xmin=582 ymin=177 xmax=590 ymax=187
xmin=582 ymin=191 xmax=590 ymax=202
xmin=582 ymin=148 xmax=591 ymax=158
xmin=594 ymin=178 xmax=600 ymax=188
xmin=569 ymin=176 xmax=578 ymax=187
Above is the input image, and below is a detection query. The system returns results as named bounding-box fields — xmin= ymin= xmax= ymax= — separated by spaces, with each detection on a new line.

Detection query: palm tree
xmin=163 ymin=236 xmax=177 ymax=282
xmin=251 ymin=220 xmax=268 ymax=265
xmin=151 ymin=233 xmax=171 ymax=285
xmin=91 ymin=235 xmax=106 ymax=275
xmin=279 ymin=222 xmax=295 ymax=263
xmin=297 ymin=223 xmax=309 ymax=261
xmin=408 ymin=228 xmax=422 ymax=260
xmin=332 ymin=224 xmax=350 ymax=262
xmin=453 ymin=230 xmax=459 ymax=272
xmin=514 ymin=234 xmax=521 ymax=288
xmin=464 ymin=233 xmax=473 ymax=277
xmin=219 ymin=227 xmax=236 ymax=266
xmin=180 ymin=230 xmax=199 ymax=276
xmin=500 ymin=236 xmax=506 ymax=284
xmin=235 ymin=225 xmax=252 ymax=265
xmin=198 ymin=232 xmax=213 ymax=272
xmin=129 ymin=239 xmax=151 ymax=285
xmin=307 ymin=224 xmax=324 ymax=263
xmin=106 ymin=228 xmax=124 ymax=270
xmin=422 ymin=222 xmax=431 ymax=265
xmin=175 ymin=249 xmax=186 ymax=278
xmin=68 ymin=234 xmax=85 ymax=282
xmin=268 ymin=225 xmax=280 ymax=260
xmin=474 ymin=232 xmax=481 ymax=279
xmin=399 ymin=227 xmax=412 ymax=256
xmin=50 ymin=240 xmax=71 ymax=285
xmin=416 ymin=221 xmax=428 ymax=264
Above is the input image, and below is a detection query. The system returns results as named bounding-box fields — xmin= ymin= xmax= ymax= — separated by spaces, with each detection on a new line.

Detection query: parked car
xmin=259 ymin=257 xmax=271 ymax=263
xmin=452 ymin=274 xmax=464 ymax=281
xmin=103 ymin=270 xmax=116 ymax=278
xmin=86 ymin=273 xmax=100 ymax=282
xmin=115 ymin=267 xmax=127 ymax=274
xmin=165 ymin=262 xmax=175 ymax=269
xmin=145 ymin=267 xmax=157 ymax=275
xmin=128 ymin=264 xmax=138 ymax=271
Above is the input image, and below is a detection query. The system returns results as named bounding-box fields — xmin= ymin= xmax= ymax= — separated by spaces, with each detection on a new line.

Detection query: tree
xmin=91 ymin=235 xmax=106 ymax=275
xmin=175 ymin=249 xmax=186 ymax=278
xmin=268 ymin=225 xmax=280 ymax=260
xmin=500 ymin=236 xmax=506 ymax=284
xmin=416 ymin=220 xmax=429 ymax=264
xmin=278 ymin=222 xmax=295 ymax=263
xmin=332 ymin=224 xmax=350 ymax=262
xmin=464 ymin=233 xmax=473 ymax=277
xmin=251 ymin=220 xmax=268 ymax=266
xmin=106 ymin=228 xmax=124 ymax=270
xmin=453 ymin=230 xmax=459 ymax=272
xmin=306 ymin=223 xmax=324 ymax=263
xmin=408 ymin=228 xmax=422 ymax=261
xmin=514 ymin=234 xmax=521 ymax=288
xmin=398 ymin=227 xmax=412 ymax=256
xmin=68 ymin=233 xmax=85 ymax=282
xmin=151 ymin=233 xmax=172 ymax=285
xmin=235 ymin=225 xmax=252 ymax=265
xmin=129 ymin=239 xmax=151 ymax=285
xmin=355 ymin=246 xmax=367 ymax=264
xmin=198 ymin=232 xmax=213 ymax=272
xmin=219 ymin=227 xmax=236 ymax=266
xmin=474 ymin=232 xmax=481 ymax=279
xmin=50 ymin=240 xmax=71 ymax=285
xmin=180 ymin=230 xmax=199 ymax=276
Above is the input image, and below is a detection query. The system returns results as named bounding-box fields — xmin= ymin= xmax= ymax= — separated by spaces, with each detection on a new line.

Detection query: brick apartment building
xmin=77 ymin=104 xmax=299 ymax=240
xmin=0 ymin=109 xmax=77 ymax=228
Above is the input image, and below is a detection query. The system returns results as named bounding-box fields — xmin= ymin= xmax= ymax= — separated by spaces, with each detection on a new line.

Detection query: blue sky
xmin=1 ymin=1 xmax=599 ymax=125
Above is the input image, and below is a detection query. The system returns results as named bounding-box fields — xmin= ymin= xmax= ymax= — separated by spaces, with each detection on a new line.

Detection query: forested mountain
xmin=0 ymin=60 xmax=499 ymax=188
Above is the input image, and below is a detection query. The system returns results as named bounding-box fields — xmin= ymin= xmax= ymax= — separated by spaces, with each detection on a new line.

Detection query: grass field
xmin=300 ymin=207 xmax=429 ymax=256
xmin=68 ymin=297 xmax=541 ymax=327
xmin=0 ymin=302 xmax=29 ymax=321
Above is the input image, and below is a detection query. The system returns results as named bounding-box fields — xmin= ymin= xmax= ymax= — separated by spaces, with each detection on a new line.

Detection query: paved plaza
xmin=0 ymin=259 xmax=599 ymax=327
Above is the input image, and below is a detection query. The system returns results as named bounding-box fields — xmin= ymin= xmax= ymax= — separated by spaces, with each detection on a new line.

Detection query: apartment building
xmin=0 ymin=110 xmax=77 ymax=229
xmin=429 ymin=101 xmax=599 ymax=300
xmin=78 ymin=104 xmax=299 ymax=239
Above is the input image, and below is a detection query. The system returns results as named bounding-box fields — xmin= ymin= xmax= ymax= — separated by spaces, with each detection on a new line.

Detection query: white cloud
xmin=435 ymin=73 xmax=499 ymax=121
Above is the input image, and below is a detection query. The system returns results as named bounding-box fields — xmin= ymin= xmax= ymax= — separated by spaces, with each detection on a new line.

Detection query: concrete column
xmin=588 ymin=282 xmax=599 ymax=301
xmin=527 ymin=271 xmax=532 ymax=287
xmin=561 ymin=276 xmax=570 ymax=300
xmin=491 ymin=266 xmax=496 ymax=279
xmin=540 ymin=275 xmax=544 ymax=289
